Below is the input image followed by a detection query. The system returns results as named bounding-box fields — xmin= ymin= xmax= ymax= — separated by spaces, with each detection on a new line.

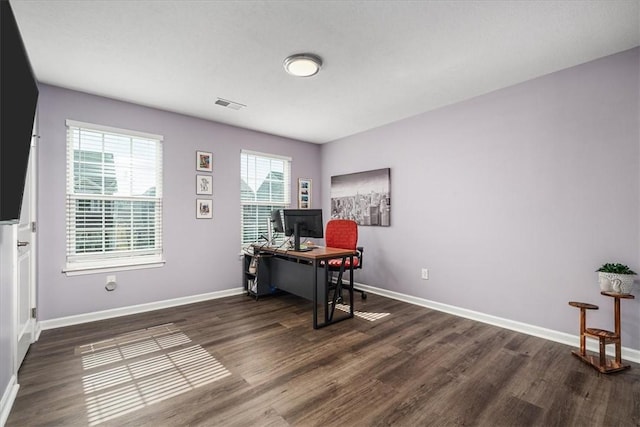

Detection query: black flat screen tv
xmin=0 ymin=1 xmax=39 ymax=224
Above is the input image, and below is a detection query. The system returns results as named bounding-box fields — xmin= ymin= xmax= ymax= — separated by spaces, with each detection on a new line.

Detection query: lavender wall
xmin=37 ymin=85 xmax=321 ymax=320
xmin=321 ymin=48 xmax=640 ymax=350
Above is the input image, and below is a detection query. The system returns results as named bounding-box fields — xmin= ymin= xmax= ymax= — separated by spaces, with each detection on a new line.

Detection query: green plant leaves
xmin=596 ymin=262 xmax=637 ymax=275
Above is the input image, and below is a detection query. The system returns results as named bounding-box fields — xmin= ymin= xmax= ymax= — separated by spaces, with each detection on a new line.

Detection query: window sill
xmin=62 ymin=260 xmax=166 ymax=276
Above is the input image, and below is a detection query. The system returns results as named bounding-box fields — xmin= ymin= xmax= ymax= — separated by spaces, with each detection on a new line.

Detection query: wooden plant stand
xmin=568 ymin=291 xmax=635 ymax=374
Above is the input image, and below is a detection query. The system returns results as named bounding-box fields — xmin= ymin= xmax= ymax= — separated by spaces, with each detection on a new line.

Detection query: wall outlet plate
xmin=421 ymin=268 xmax=429 ymax=280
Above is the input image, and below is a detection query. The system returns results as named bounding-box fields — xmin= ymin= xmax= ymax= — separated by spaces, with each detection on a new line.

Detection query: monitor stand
xmin=292 ymin=223 xmax=311 ymax=251
xmin=293 ymin=223 xmax=301 ymax=251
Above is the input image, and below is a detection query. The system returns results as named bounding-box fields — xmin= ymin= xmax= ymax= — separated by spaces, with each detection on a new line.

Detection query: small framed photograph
xmin=196 ymin=150 xmax=213 ymax=172
xmin=196 ymin=175 xmax=213 ymax=195
xmin=298 ymin=178 xmax=312 ymax=209
xmin=196 ymin=199 xmax=213 ymax=219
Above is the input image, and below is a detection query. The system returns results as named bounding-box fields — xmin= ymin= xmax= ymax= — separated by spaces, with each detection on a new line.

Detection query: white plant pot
xmin=598 ymin=272 xmax=635 ymax=294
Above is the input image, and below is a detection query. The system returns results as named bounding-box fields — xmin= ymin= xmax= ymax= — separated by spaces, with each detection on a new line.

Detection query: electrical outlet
xmin=421 ymin=268 xmax=429 ymax=280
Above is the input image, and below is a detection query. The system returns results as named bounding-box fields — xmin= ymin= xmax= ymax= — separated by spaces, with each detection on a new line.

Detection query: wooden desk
xmin=247 ymin=245 xmax=357 ymax=329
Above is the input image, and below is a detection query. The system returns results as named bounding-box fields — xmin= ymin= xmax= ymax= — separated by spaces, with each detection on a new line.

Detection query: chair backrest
xmin=325 ymin=219 xmax=358 ymax=250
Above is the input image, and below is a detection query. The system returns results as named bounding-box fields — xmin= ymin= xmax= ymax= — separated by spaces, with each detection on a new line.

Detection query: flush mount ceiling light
xmin=283 ymin=53 xmax=322 ymax=77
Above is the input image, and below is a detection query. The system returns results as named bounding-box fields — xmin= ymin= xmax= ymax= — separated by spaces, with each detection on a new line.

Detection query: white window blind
xmin=65 ymin=120 xmax=164 ymax=272
xmin=240 ymin=150 xmax=291 ymax=246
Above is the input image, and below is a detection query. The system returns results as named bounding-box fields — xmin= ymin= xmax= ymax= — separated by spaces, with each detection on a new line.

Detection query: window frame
xmin=63 ymin=119 xmax=165 ymax=276
xmin=240 ymin=149 xmax=291 ymax=248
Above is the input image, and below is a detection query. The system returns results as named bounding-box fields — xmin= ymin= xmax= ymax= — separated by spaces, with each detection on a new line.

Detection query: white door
xmin=16 ymin=130 xmax=37 ymax=369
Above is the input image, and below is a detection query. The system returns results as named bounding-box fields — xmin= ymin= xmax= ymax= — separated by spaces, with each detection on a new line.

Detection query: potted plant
xmin=596 ymin=263 xmax=636 ymax=294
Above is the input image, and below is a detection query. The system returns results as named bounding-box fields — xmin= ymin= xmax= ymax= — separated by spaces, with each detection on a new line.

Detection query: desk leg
xmin=325 ymin=261 xmax=331 ymax=323
xmin=313 ymin=260 xmax=318 ymax=329
xmin=349 ymin=255 xmax=354 ymax=317
xmin=314 ymin=255 xmax=355 ymax=329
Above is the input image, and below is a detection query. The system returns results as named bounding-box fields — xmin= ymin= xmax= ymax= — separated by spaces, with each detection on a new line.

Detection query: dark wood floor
xmin=7 ymin=292 xmax=640 ymax=426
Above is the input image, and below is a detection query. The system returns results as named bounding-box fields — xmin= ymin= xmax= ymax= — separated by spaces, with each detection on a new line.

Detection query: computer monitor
xmin=282 ymin=209 xmax=323 ymax=251
xmin=270 ymin=209 xmax=285 ymax=233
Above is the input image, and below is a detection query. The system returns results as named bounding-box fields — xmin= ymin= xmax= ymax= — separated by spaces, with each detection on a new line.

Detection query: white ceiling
xmin=11 ymin=1 xmax=640 ymax=144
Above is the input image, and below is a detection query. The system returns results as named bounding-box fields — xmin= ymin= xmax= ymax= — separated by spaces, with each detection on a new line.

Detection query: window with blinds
xmin=240 ymin=150 xmax=291 ymax=246
xmin=64 ymin=120 xmax=164 ymax=273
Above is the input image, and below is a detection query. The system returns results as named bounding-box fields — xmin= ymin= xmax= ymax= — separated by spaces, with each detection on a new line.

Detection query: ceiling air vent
xmin=214 ymin=98 xmax=246 ymax=111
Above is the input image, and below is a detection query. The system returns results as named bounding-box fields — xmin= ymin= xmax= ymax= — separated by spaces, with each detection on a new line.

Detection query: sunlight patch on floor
xmin=79 ymin=324 xmax=231 ymax=426
xmin=77 ymin=323 xmax=181 ymax=355
xmin=84 ymin=345 xmax=231 ymax=426
xmin=334 ymin=303 xmax=390 ymax=321
xmin=81 ymin=330 xmax=191 ymax=370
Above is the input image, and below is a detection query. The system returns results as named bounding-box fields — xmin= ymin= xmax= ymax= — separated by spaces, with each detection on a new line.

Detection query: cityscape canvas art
xmin=330 ymin=168 xmax=390 ymax=226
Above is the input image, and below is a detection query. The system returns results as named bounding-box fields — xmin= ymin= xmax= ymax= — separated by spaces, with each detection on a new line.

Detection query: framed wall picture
xmin=196 ymin=174 xmax=213 ymax=195
xmin=196 ymin=150 xmax=213 ymax=172
xmin=196 ymin=199 xmax=213 ymax=219
xmin=330 ymin=168 xmax=390 ymax=226
xmin=298 ymin=178 xmax=312 ymax=209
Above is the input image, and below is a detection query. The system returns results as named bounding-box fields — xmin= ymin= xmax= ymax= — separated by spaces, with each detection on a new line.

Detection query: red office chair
xmin=325 ymin=219 xmax=366 ymax=301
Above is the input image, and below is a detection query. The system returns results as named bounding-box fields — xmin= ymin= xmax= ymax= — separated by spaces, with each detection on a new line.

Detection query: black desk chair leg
xmin=354 ymin=246 xmax=366 ymax=300
xmin=329 ymin=272 xmax=366 ymax=303
xmin=327 ymin=246 xmax=366 ymax=304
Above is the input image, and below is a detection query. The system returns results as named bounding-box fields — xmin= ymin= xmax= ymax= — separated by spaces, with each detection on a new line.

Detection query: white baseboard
xmin=33 ymin=322 xmax=42 ymax=342
xmin=39 ymin=287 xmax=245 ymax=330
xmin=353 ymin=282 xmax=640 ymax=364
xmin=35 ymin=282 xmax=640 ymax=364
xmin=0 ymin=375 xmax=19 ymax=427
